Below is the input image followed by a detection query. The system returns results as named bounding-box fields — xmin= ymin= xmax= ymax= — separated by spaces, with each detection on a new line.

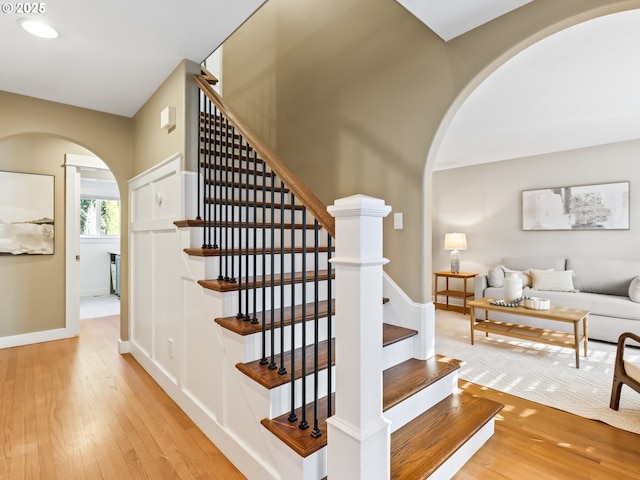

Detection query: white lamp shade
xmin=444 ymin=232 xmax=467 ymax=250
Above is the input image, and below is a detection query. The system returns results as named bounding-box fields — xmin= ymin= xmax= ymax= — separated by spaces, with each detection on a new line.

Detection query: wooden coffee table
xmin=468 ymin=298 xmax=589 ymax=368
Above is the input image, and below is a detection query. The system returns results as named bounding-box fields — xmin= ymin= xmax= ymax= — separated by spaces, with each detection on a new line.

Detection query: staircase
xmin=131 ymin=68 xmax=502 ymax=479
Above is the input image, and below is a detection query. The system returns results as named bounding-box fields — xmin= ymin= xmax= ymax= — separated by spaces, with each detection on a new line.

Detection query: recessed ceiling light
xmin=20 ymin=19 xmax=58 ymax=39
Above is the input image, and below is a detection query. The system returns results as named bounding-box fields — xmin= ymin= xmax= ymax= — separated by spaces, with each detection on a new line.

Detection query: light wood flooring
xmin=1 ymin=315 xmax=638 ymax=479
xmin=455 ymin=381 xmax=640 ymax=480
xmin=0 ymin=315 xmax=245 ymax=479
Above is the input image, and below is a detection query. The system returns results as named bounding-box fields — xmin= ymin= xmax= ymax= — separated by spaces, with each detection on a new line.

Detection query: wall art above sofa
xmin=522 ymin=181 xmax=629 ymax=231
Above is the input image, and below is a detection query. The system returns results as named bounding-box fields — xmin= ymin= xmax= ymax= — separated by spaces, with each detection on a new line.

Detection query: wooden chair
xmin=610 ymin=332 xmax=640 ymax=410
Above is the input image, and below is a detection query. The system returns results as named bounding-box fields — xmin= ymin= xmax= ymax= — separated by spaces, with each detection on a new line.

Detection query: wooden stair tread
xmin=216 ymin=299 xmax=335 ymax=335
xmin=383 ymin=356 xmax=461 ymax=411
xmin=173 ymin=219 xmax=317 ymax=230
xmin=200 ymin=136 xmax=253 ymax=151
xmin=261 ymin=394 xmax=334 ymax=458
xmin=390 ymin=391 xmax=503 ymax=479
xmin=199 ymin=149 xmax=258 ymax=163
xmin=205 ymin=178 xmax=290 ymax=193
xmin=204 ymin=197 xmax=305 ymax=210
xmin=236 ymin=339 xmax=335 ymax=389
xmin=382 ymin=323 xmax=417 ymax=347
xmin=198 ymin=270 xmax=334 ymax=292
xmin=184 ymin=245 xmax=332 ymax=258
xmin=201 ymin=163 xmax=271 ymax=177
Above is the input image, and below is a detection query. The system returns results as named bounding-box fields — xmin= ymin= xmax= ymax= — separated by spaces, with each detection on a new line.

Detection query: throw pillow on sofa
xmin=530 ymin=269 xmax=577 ymax=292
xmin=629 ymin=276 xmax=640 ymax=302
xmin=501 ymin=266 xmax=532 ymax=287
xmin=487 ymin=266 xmax=505 ymax=287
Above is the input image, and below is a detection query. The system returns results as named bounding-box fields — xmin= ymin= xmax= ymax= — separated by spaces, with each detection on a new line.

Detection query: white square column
xmin=326 ymin=195 xmax=392 ymax=480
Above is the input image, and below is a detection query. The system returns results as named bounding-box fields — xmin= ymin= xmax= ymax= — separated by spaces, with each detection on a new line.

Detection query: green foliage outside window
xmin=80 ymin=198 xmax=120 ymax=236
xmin=101 ymin=199 xmax=120 ymax=235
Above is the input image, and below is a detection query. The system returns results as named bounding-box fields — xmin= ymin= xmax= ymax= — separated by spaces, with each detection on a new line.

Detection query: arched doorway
xmin=0 ymin=134 xmax=122 ymax=346
xmin=65 ymin=153 xmax=122 ymax=336
xmin=424 ymin=7 xmax=640 ymax=297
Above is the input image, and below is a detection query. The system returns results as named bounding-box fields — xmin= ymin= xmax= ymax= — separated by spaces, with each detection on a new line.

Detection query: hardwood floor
xmin=455 ymin=381 xmax=640 ymax=480
xmin=0 ymin=315 xmax=245 ymax=480
xmin=2 ymin=315 xmax=638 ymax=479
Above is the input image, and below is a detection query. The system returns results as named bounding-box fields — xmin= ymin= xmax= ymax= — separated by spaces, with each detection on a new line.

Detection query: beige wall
xmin=133 ymin=60 xmax=201 ymax=176
xmin=220 ymin=0 xmax=638 ymax=302
xmin=432 ymin=140 xmax=640 ymax=285
xmin=0 ymin=136 xmax=88 ymax=335
xmin=0 ymin=91 xmax=133 ymax=339
xmin=0 ymin=57 xmax=202 ymax=344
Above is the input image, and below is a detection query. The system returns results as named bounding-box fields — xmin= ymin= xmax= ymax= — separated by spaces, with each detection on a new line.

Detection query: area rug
xmin=435 ymin=310 xmax=640 ymax=435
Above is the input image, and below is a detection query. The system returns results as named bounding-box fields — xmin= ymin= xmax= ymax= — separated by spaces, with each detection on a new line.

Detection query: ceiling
xmin=1 ymin=1 xmax=638 ymax=171
xmin=433 ymin=8 xmax=640 ymax=170
xmin=0 ymin=0 xmax=266 ymax=117
xmin=395 ymin=0 xmax=533 ymax=42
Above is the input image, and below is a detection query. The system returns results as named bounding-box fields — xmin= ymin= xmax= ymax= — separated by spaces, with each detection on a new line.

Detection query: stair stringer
xmin=180 ymin=228 xmax=324 ymax=479
xmin=383 ymin=272 xmax=435 ymax=360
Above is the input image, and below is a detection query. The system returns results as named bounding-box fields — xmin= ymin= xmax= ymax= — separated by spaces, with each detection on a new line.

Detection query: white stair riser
xmin=204 ymin=281 xmax=333 ymax=322
xmin=428 ymin=420 xmax=496 ymax=480
xmin=216 ymin=281 xmax=334 ymax=318
xmin=382 ymin=336 xmax=415 ymax=370
xmin=190 ymin=226 xmax=330 ymax=250
xmin=268 ymin=366 xmax=335 ymax=418
xmin=203 ymin=204 xmax=315 ymax=225
xmin=187 ymin=251 xmax=331 ymax=281
xmin=241 ymin=316 xmax=335 ymax=363
xmin=384 ymin=371 xmax=459 ymax=433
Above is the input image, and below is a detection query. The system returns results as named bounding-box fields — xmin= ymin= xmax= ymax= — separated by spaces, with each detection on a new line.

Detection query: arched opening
xmin=0 ymin=133 xmax=122 ymax=346
xmin=425 ymin=8 xmax=640 ymax=312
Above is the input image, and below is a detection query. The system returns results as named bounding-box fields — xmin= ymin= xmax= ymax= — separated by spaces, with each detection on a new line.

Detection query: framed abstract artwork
xmin=522 ymin=181 xmax=629 ymax=231
xmin=0 ymin=171 xmax=55 ymax=254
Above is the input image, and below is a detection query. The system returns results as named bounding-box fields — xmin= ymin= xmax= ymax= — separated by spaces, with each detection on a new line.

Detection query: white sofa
xmin=474 ymin=256 xmax=640 ymax=343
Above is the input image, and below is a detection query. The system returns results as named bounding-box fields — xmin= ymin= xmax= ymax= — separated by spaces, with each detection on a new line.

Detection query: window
xmin=80 ymin=198 xmax=120 ymax=236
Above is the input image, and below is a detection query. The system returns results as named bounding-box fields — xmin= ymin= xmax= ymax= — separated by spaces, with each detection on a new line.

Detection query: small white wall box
xmin=160 ymin=106 xmax=176 ymax=129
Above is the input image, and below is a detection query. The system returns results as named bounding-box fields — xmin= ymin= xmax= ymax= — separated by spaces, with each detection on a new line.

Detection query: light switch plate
xmin=394 ymin=213 xmax=403 ymax=230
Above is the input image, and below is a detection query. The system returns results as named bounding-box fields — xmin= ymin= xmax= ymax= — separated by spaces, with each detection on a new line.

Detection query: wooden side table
xmin=434 ymin=271 xmax=477 ymax=315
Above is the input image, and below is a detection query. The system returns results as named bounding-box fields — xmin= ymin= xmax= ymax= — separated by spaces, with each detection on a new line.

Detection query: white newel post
xmin=326 ymin=194 xmax=392 ymax=480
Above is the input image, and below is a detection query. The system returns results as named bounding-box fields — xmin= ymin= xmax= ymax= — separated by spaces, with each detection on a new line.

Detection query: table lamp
xmin=444 ymin=233 xmax=467 ymax=273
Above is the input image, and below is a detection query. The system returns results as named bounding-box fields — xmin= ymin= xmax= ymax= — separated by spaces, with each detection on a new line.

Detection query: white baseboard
xmin=0 ymin=327 xmax=74 ymax=349
xmin=118 ymin=339 xmax=131 ymax=354
xmin=80 ymin=289 xmax=111 ymax=298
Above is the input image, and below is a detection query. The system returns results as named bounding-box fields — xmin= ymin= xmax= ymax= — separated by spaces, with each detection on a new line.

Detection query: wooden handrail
xmin=194 ymin=74 xmax=335 ymax=238
xmin=200 ymin=65 xmax=219 ymax=85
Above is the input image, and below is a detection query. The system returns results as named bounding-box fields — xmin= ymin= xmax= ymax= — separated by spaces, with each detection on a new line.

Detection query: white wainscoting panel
xmin=129 ymin=153 xmax=184 ymax=383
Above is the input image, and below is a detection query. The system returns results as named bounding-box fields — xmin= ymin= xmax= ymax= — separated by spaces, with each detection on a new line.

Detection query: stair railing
xmin=195 ymin=70 xmax=335 ymax=442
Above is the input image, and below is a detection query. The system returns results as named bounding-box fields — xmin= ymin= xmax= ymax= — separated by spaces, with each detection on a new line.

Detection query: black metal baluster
xmin=311 ymin=219 xmax=321 ymax=439
xmin=201 ymin=98 xmax=210 ymax=248
xmin=299 ymin=209 xmax=309 ymax=431
xmin=241 ymin=144 xmax=252 ymax=321
xmin=196 ymin=92 xmax=202 ymax=222
xmin=251 ymin=151 xmax=259 ymax=325
xmin=204 ymin=101 xmax=211 ymax=247
xmin=260 ymin=161 xmax=268 ymax=366
xmin=288 ymin=193 xmax=297 ymax=422
xmin=278 ymin=182 xmax=287 ymax=376
xmin=217 ymin=113 xmax=225 ymax=280
xmin=236 ymin=134 xmax=245 ymax=319
xmin=211 ymin=106 xmax=218 ymax=250
xmin=327 ymin=233 xmax=333 ymax=420
xmin=268 ymin=172 xmax=277 ymax=371
xmin=223 ymin=117 xmax=231 ymax=282
xmin=229 ymin=125 xmax=237 ymax=284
